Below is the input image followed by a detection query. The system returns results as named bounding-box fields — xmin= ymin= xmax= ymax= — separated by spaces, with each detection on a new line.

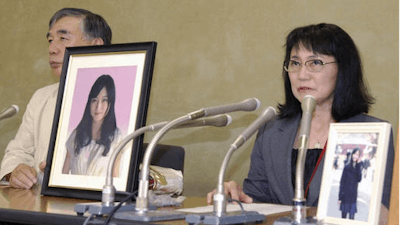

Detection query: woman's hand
xmin=206 ymin=180 xmax=253 ymax=205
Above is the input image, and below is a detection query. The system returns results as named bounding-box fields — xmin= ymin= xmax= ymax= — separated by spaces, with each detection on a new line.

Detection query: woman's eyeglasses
xmin=283 ymin=59 xmax=337 ymax=73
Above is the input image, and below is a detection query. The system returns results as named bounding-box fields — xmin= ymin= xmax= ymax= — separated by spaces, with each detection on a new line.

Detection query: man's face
xmin=47 ymin=16 xmax=94 ymax=77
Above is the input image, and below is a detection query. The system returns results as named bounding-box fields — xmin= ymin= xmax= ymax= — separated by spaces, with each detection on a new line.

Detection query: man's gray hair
xmin=49 ymin=8 xmax=112 ymax=45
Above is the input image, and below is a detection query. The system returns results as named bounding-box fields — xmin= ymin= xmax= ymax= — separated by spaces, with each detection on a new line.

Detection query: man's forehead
xmin=47 ymin=16 xmax=83 ymax=37
xmin=47 ymin=29 xmax=70 ymax=38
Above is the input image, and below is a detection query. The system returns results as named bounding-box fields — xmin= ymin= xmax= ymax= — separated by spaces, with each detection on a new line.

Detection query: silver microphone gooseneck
xmin=102 ymin=114 xmax=233 ymax=208
xmin=214 ymin=107 xmax=276 ymax=217
xmin=273 ymin=96 xmax=318 ymax=225
xmin=86 ymin=98 xmax=260 ymax=222
xmin=77 ymin=115 xmax=232 ymax=217
xmin=185 ymin=107 xmax=276 ymax=225
xmin=135 ymin=98 xmax=260 ymax=212
xmin=102 ymin=121 xmax=168 ymax=207
xmin=135 ymin=113 xmax=200 ymax=212
xmin=292 ymin=95 xmax=316 ymax=223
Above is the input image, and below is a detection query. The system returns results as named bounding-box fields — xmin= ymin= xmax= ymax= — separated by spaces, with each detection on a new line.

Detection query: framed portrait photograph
xmin=316 ymin=122 xmax=391 ymax=225
xmin=41 ymin=42 xmax=157 ymax=200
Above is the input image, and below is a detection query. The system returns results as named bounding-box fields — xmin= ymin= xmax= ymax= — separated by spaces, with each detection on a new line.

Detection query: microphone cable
xmin=82 ymin=190 xmax=138 ymax=225
xmin=227 ymin=198 xmax=245 ymax=213
xmin=103 ymin=190 xmax=138 ymax=225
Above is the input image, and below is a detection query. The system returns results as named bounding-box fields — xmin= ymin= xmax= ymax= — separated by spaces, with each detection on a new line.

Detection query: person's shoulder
xmin=30 ymin=83 xmax=59 ymax=102
xmin=270 ymin=113 xmax=301 ymax=129
xmin=341 ymin=113 xmax=388 ymax=123
xmin=259 ymin=113 xmax=300 ymax=134
xmin=33 ymin=83 xmax=59 ymax=96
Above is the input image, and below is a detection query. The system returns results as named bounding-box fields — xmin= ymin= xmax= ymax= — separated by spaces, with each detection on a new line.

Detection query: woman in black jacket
xmin=338 ymin=147 xmax=362 ymax=219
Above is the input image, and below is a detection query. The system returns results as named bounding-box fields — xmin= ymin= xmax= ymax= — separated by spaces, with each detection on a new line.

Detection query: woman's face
xmin=288 ymin=44 xmax=338 ymax=107
xmin=90 ymin=87 xmax=109 ymax=123
xmin=352 ymin=150 xmax=360 ymax=162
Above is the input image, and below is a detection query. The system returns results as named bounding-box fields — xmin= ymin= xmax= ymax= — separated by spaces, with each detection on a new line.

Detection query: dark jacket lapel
xmin=269 ymin=115 xmax=301 ymax=204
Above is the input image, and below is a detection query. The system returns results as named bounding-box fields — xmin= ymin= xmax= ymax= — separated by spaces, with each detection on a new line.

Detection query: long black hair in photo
xmin=74 ymin=74 xmax=117 ymax=156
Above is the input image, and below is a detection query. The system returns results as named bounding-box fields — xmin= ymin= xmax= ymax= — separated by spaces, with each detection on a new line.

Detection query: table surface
xmin=0 ymin=185 xmax=314 ymax=225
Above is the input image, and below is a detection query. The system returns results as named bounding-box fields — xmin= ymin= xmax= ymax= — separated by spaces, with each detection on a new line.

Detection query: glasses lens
xmin=306 ymin=60 xmax=324 ymax=72
xmin=284 ymin=60 xmax=300 ymax=72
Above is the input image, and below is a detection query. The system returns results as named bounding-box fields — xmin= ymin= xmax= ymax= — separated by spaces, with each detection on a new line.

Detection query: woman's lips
xmin=298 ymin=86 xmax=312 ymax=92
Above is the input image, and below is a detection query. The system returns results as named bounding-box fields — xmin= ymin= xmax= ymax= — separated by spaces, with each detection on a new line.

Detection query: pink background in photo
xmin=68 ymin=66 xmax=137 ymax=136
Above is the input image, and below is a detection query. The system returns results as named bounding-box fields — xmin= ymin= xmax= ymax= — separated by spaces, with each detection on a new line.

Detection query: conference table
xmin=0 ymin=185 xmax=316 ymax=225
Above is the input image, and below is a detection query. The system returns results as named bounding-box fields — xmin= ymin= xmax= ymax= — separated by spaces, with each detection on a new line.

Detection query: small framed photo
xmin=41 ymin=42 xmax=157 ymax=200
xmin=316 ymin=122 xmax=391 ymax=225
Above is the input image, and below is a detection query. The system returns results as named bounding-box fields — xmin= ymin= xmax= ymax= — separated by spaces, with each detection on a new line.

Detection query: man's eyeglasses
xmin=283 ymin=59 xmax=337 ymax=73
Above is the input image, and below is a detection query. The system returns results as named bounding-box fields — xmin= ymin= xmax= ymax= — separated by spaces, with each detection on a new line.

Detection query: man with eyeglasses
xmin=0 ymin=8 xmax=112 ymax=189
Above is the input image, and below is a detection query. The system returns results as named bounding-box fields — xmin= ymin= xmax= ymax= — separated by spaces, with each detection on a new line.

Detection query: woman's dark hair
xmin=278 ymin=23 xmax=374 ymax=121
xmin=349 ymin=147 xmax=361 ymax=164
xmin=74 ymin=75 xmax=117 ymax=156
xmin=49 ymin=8 xmax=112 ymax=45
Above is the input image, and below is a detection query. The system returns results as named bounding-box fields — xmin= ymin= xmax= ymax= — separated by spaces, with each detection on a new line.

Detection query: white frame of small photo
xmin=316 ymin=122 xmax=391 ymax=225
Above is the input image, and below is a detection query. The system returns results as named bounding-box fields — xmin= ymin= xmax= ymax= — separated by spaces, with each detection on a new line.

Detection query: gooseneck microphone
xmin=101 ymin=114 xmax=232 ymax=208
xmin=187 ymin=107 xmax=275 ymax=225
xmin=0 ymin=105 xmax=19 ymax=121
xmin=273 ymin=95 xmax=317 ymax=225
xmin=186 ymin=107 xmax=276 ymax=225
xmin=177 ymin=114 xmax=233 ymax=128
xmin=188 ymin=98 xmax=260 ymax=119
xmin=230 ymin=106 xmax=276 ymax=150
xmin=202 ymin=98 xmax=260 ymax=117
xmin=214 ymin=107 xmax=276 ymax=215
xmin=78 ymin=114 xmax=233 ymax=216
xmin=130 ymin=99 xmax=259 ymax=221
xmin=80 ymin=98 xmax=260 ymax=221
xmin=293 ymin=95 xmax=316 ymax=206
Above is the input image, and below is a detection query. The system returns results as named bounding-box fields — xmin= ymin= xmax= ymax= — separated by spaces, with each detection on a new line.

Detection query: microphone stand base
xmin=186 ymin=211 xmax=265 ymax=224
xmin=273 ymin=216 xmax=318 ymax=225
xmin=113 ymin=209 xmax=187 ymax=222
xmin=74 ymin=202 xmax=156 ymax=216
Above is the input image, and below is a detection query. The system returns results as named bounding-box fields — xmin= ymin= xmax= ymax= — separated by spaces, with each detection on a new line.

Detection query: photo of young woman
xmin=62 ymin=75 xmax=122 ymax=177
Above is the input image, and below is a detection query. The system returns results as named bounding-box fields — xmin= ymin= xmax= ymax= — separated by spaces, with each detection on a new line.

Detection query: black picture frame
xmin=41 ymin=42 xmax=157 ymax=201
